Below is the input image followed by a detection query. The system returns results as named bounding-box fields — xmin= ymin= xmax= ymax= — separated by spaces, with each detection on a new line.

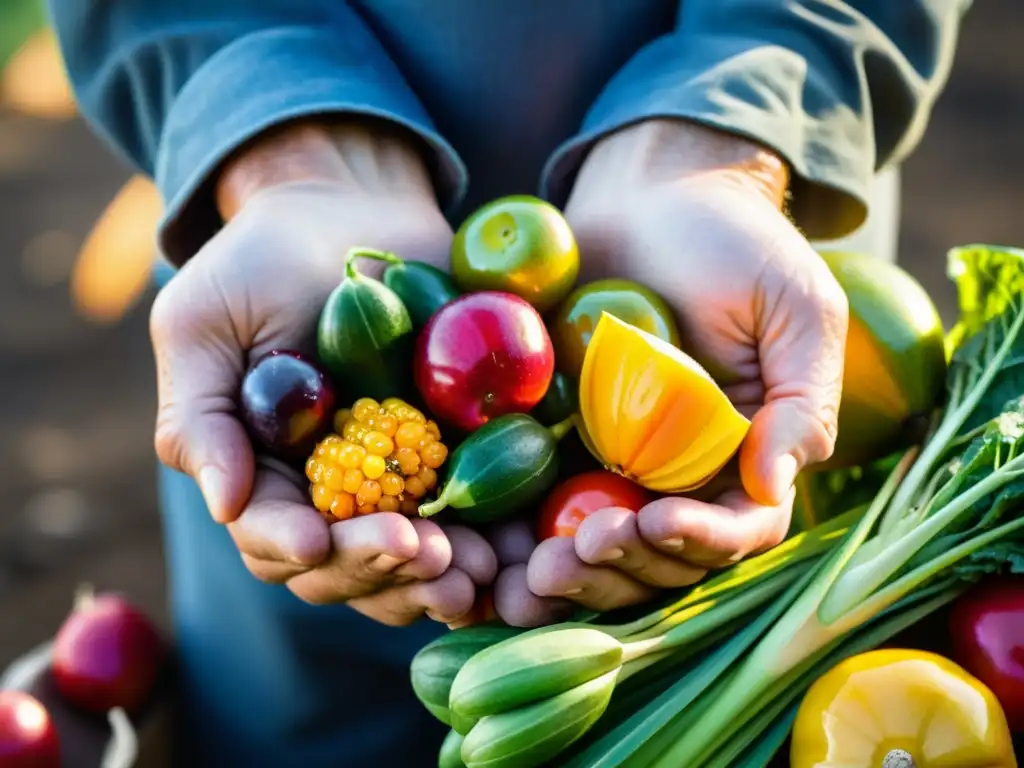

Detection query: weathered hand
xmin=501 ymin=120 xmax=849 ymax=623
xmin=150 ymin=121 xmax=497 ymax=626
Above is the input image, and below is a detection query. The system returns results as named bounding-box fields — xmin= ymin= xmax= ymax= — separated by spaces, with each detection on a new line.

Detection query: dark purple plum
xmin=240 ymin=350 xmax=336 ymax=459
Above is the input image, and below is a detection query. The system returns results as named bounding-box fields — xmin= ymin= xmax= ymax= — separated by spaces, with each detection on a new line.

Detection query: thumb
xmin=739 ymin=266 xmax=848 ymax=506
xmin=150 ymin=289 xmax=254 ymax=524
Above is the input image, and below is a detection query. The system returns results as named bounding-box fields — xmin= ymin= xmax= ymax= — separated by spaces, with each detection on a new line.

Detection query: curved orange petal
xmin=578 ymin=313 xmax=750 ymax=493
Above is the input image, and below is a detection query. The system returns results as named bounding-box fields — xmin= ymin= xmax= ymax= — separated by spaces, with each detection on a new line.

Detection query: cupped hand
xmin=499 ymin=120 xmax=849 ymax=625
xmin=149 ymin=121 xmax=497 ymax=626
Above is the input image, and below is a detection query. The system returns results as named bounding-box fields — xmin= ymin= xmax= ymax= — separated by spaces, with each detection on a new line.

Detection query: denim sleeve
xmin=46 ymin=1 xmax=468 ymax=265
xmin=541 ymin=0 xmax=971 ymax=240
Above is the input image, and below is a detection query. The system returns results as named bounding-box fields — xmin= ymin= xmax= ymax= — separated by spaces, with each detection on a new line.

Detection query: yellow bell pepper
xmin=577 ymin=313 xmax=750 ymax=493
xmin=791 ymin=649 xmax=1017 ymax=768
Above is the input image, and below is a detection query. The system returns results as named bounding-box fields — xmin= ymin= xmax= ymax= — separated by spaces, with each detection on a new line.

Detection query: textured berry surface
xmin=306 ymin=398 xmax=448 ymax=522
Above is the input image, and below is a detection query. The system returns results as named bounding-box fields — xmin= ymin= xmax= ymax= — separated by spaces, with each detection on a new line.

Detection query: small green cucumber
xmin=460 ymin=670 xmax=618 ymax=768
xmin=418 ymin=414 xmax=575 ymax=524
xmin=438 ymin=729 xmax=467 ymax=768
xmin=383 ymin=260 xmax=461 ymax=328
xmin=410 ymin=625 xmax=524 ymax=726
xmin=449 ymin=625 xmax=622 ymax=719
xmin=450 ymin=710 xmax=478 ymax=737
xmin=316 ymin=249 xmax=413 ymax=400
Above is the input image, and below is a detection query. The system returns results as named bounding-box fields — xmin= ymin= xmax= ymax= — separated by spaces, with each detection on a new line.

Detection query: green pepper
xmin=451 ymin=195 xmax=579 ymax=314
xmin=549 ymin=278 xmax=681 ymax=379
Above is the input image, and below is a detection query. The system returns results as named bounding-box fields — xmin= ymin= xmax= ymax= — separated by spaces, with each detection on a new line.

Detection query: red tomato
xmin=52 ymin=591 xmax=165 ymax=715
xmin=413 ymin=292 xmax=555 ymax=432
xmin=948 ymin=576 xmax=1024 ymax=731
xmin=538 ymin=470 xmax=654 ymax=540
xmin=0 ymin=691 xmax=60 ymax=768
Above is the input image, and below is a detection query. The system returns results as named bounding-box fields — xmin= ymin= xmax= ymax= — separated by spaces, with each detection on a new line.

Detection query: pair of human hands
xmin=149 ymin=118 xmax=848 ymax=628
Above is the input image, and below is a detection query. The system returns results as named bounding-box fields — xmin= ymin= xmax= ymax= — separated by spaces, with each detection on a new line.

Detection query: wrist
xmin=215 ymin=118 xmax=437 ymax=220
xmin=573 ymin=119 xmax=790 ymax=209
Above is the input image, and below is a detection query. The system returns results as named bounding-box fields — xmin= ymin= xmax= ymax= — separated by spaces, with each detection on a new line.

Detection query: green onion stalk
xmin=414 ymin=244 xmax=1024 ymax=768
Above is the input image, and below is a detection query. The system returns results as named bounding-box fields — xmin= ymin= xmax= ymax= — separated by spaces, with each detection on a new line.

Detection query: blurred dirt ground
xmin=1 ymin=2 xmax=1023 ymax=668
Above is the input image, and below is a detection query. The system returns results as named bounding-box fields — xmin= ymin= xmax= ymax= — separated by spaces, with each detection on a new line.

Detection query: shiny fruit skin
xmin=382 ymin=260 xmax=461 ymax=328
xmin=240 ymin=350 xmax=336 ymax=460
xmin=531 ymin=371 xmax=578 ymax=427
xmin=414 ymin=292 xmax=555 ymax=432
xmin=317 ymin=270 xmax=414 ymax=401
xmin=51 ymin=593 xmax=165 ymax=715
xmin=451 ymin=195 xmax=579 ymax=314
xmin=420 ymin=414 xmax=561 ymax=523
xmin=948 ymin=576 xmax=1024 ymax=731
xmin=0 ymin=691 xmax=60 ymax=768
xmin=551 ymin=279 xmax=681 ymax=379
xmin=815 ymin=250 xmax=946 ymax=470
xmin=538 ymin=470 xmax=655 ymax=540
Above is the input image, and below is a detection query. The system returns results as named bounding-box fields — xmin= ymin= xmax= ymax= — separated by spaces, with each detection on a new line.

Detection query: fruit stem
xmin=418 ymin=493 xmax=449 ymax=518
xmin=548 ymin=415 xmax=577 ymax=442
xmin=345 ymin=247 xmax=403 ymax=278
xmin=74 ymin=582 xmax=96 ymax=611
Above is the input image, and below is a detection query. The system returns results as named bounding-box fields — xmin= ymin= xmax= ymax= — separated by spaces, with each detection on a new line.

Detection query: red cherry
xmin=240 ymin=349 xmax=336 ymax=460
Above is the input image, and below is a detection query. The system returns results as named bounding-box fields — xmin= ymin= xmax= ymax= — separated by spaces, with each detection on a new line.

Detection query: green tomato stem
xmin=344 ymin=247 xmax=403 ymax=279
xmin=418 ymin=493 xmax=449 ymax=518
xmin=548 ymin=415 xmax=577 ymax=442
xmin=74 ymin=582 xmax=96 ymax=611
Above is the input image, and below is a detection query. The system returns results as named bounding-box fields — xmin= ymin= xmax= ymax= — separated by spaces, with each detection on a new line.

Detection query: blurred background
xmin=0 ymin=0 xmax=1021 ymax=670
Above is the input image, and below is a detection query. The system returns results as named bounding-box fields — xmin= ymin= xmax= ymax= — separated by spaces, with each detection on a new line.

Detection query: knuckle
xmin=239 ymin=555 xmax=292 ymax=586
xmin=782 ymin=396 xmax=838 ymax=463
xmin=149 ymin=283 xmax=186 ymax=347
xmin=372 ymin=609 xmax=417 ymax=628
xmin=288 ymin=581 xmax=344 ymax=607
xmin=808 ymin=269 xmax=850 ymax=335
xmin=153 ymin=408 xmax=184 ymax=471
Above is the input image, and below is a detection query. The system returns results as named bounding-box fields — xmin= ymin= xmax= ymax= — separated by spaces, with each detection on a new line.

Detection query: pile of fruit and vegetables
xmin=0 ymin=587 xmax=166 ymax=767
xmin=236 ymin=194 xmax=1022 ymax=767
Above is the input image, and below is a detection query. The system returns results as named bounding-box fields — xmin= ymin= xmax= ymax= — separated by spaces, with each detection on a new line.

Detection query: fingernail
xmin=198 ymin=466 xmax=229 ymax=522
xmin=557 ymin=588 xmax=583 ymax=597
xmin=371 ymin=554 xmax=406 ymax=573
xmin=771 ymin=454 xmax=799 ymax=501
xmin=593 ymin=547 xmax=625 ymax=564
xmin=660 ymin=538 xmax=685 ymax=552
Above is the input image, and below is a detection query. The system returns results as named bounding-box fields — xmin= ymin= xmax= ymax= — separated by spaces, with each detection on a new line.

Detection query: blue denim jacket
xmin=50 ymin=0 xmax=969 ymax=265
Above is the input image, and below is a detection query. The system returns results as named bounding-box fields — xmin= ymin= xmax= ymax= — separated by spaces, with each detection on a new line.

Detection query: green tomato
xmin=451 ymin=195 xmax=579 ymax=314
xmin=550 ymin=278 xmax=681 ymax=379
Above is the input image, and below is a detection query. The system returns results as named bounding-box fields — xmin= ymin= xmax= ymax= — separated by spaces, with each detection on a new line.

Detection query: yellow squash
xmin=816 ymin=251 xmax=947 ymax=470
xmin=791 ymin=649 xmax=1017 ymax=768
xmin=577 ymin=313 xmax=750 ymax=493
